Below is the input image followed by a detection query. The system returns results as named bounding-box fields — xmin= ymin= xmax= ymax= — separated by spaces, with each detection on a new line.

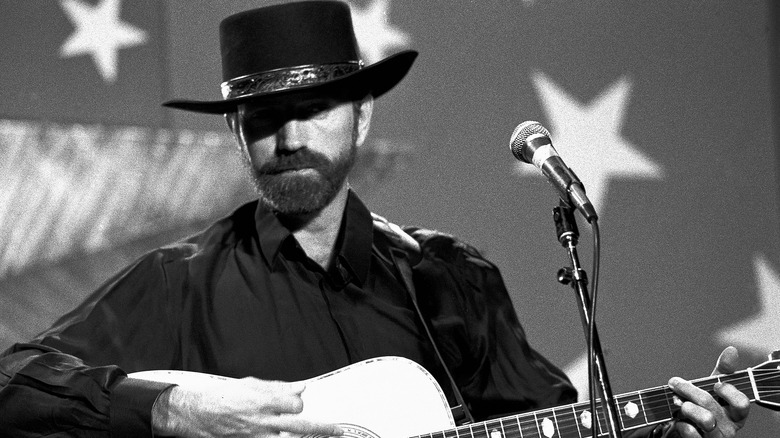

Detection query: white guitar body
xmin=130 ymin=356 xmax=455 ymax=438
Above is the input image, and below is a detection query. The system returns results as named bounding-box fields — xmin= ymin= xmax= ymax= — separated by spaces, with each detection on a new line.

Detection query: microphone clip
xmin=553 ymin=201 xmax=580 ymax=247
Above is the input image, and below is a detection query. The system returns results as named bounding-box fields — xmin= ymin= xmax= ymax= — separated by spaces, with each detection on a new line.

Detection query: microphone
xmin=510 ymin=121 xmax=598 ymax=222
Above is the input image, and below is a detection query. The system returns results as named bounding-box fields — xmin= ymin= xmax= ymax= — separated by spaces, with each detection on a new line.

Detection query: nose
xmin=276 ymin=118 xmax=306 ymax=153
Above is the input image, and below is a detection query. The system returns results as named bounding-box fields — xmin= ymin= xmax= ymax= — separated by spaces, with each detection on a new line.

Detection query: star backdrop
xmin=1 ymin=0 xmax=779 ymax=435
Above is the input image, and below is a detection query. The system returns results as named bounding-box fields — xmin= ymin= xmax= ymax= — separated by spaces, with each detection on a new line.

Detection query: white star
xmin=716 ymin=254 xmax=780 ymax=355
xmin=515 ymin=71 xmax=663 ymax=213
xmin=349 ymin=0 xmax=411 ymax=64
xmin=59 ymin=0 xmax=148 ymax=83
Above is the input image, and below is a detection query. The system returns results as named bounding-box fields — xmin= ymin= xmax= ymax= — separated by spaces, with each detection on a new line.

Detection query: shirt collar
xmin=255 ymin=202 xmax=290 ymax=268
xmin=254 ymin=190 xmax=373 ymax=286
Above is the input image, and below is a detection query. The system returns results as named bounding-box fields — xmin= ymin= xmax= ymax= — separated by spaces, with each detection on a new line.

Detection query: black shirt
xmin=0 ymin=191 xmax=577 ymax=436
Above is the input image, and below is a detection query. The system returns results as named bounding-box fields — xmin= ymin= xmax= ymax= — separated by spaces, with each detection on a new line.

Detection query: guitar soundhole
xmin=306 ymin=424 xmax=381 ymax=438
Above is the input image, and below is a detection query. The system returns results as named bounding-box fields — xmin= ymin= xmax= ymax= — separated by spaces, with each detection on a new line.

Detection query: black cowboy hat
xmin=163 ymin=1 xmax=417 ymax=114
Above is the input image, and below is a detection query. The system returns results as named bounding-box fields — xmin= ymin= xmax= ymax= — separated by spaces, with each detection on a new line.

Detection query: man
xmin=0 ymin=2 xmax=750 ymax=437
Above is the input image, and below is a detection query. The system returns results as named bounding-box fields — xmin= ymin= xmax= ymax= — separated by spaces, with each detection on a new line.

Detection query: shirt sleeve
xmin=0 ymin=250 xmax=180 ymax=437
xmin=409 ymin=229 xmax=664 ymax=438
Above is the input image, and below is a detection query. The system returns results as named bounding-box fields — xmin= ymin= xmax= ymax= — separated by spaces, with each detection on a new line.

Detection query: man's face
xmin=230 ymin=96 xmax=372 ymax=215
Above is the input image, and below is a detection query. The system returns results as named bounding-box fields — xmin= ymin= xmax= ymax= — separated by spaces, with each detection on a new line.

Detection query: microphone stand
xmin=553 ymin=202 xmax=622 ymax=438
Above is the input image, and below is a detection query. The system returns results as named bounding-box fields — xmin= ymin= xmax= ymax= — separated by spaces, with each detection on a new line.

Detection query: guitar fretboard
xmin=411 ymin=369 xmax=767 ymax=438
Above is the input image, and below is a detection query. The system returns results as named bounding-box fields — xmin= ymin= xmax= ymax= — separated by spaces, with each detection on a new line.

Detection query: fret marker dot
xmin=580 ymin=410 xmax=592 ymax=429
xmin=490 ymin=428 xmax=502 ymax=438
xmin=541 ymin=417 xmax=555 ymax=438
xmin=624 ymin=401 xmax=639 ymax=419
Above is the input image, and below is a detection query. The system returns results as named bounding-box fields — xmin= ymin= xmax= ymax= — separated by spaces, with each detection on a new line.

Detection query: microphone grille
xmin=510 ymin=121 xmax=550 ymax=163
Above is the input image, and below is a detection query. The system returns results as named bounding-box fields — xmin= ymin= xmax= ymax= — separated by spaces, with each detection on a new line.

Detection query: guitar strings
xmin=409 ymin=369 xmax=779 ymax=438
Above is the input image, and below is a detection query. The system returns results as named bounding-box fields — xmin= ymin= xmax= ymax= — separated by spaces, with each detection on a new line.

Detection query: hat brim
xmin=163 ymin=50 xmax=418 ymax=114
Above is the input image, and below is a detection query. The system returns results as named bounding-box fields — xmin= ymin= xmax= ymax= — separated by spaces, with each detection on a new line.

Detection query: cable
xmin=588 ymin=218 xmax=601 ymax=438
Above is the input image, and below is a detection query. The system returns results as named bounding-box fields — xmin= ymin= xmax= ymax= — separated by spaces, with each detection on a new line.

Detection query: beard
xmin=242 ymin=143 xmax=356 ymax=216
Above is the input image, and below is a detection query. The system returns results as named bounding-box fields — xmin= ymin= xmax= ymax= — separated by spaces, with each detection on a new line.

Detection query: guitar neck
xmin=412 ymin=370 xmax=758 ymax=438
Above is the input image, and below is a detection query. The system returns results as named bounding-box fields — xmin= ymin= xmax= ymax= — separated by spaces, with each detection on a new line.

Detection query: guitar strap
xmin=388 ymin=247 xmax=476 ymax=425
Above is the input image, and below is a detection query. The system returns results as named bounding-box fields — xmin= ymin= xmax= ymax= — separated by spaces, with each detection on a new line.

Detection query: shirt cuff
xmin=109 ymin=376 xmax=175 ymax=437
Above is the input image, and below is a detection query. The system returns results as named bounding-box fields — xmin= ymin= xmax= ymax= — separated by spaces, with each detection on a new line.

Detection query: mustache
xmin=255 ymin=149 xmax=332 ymax=174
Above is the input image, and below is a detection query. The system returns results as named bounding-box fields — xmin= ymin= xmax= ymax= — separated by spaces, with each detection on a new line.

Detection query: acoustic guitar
xmin=130 ymin=353 xmax=780 ymax=438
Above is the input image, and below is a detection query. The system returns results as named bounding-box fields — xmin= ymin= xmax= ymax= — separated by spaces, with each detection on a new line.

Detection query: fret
xmin=637 ymin=391 xmax=649 ymax=424
xmin=552 ymin=409 xmax=561 ymax=437
xmin=750 ymin=369 xmax=771 ymax=400
xmin=665 ymin=386 xmax=680 ymax=422
xmin=499 ymin=416 xmax=508 ymax=438
xmin=712 ymin=374 xmax=728 ymax=406
xmin=443 ymin=427 xmax=459 ymax=438
xmin=595 ymin=400 xmax=609 ymax=435
xmin=638 ymin=387 xmax=674 ymax=425
xmin=572 ymin=404 xmax=594 ymax=437
xmin=470 ymin=422 xmax=489 ymax=438
xmin=615 ymin=393 xmax=644 ymax=429
xmin=535 ymin=410 xmax=557 ymax=438
xmin=571 ymin=405 xmax=589 ymax=438
xmin=695 ymin=375 xmax=721 ymax=398
xmin=551 ymin=404 xmax=581 ymax=438
xmin=501 ymin=415 xmax=523 ymax=438
xmin=455 ymin=424 xmax=472 ymax=438
xmin=485 ymin=418 xmax=505 ymax=438
xmin=518 ymin=412 xmax=541 ymax=438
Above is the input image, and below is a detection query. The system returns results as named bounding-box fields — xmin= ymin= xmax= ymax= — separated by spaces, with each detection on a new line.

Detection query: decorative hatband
xmin=221 ymin=61 xmax=363 ymax=99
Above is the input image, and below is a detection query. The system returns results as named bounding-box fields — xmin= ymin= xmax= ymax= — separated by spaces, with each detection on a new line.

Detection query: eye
xmin=239 ymin=109 xmax=284 ymax=140
xmin=245 ymin=107 xmax=274 ymax=122
xmin=298 ymin=100 xmax=336 ymax=119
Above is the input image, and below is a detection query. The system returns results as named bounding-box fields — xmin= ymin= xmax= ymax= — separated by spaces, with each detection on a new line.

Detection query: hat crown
xmin=220 ymin=1 xmax=360 ymax=82
xmin=163 ymin=0 xmax=417 ymax=114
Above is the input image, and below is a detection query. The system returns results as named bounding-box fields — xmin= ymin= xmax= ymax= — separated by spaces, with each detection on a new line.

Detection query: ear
xmin=354 ymin=95 xmax=374 ymax=148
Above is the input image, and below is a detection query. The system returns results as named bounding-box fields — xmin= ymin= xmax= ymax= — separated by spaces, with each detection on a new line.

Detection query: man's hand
xmin=666 ymin=346 xmax=751 ymax=437
xmin=152 ymin=376 xmax=343 ymax=438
